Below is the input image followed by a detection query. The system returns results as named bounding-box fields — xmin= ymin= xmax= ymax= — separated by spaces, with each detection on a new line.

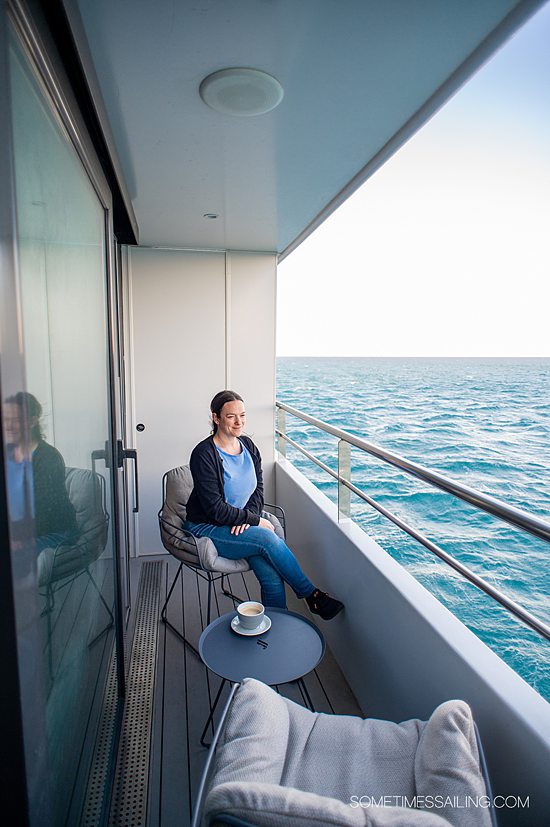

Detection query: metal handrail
xmin=277 ymin=401 xmax=550 ymax=544
xmin=276 ymin=402 xmax=550 ymax=642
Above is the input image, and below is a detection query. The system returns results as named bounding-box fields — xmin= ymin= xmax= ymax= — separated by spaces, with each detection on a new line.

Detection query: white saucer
xmin=231 ymin=614 xmax=272 ymax=636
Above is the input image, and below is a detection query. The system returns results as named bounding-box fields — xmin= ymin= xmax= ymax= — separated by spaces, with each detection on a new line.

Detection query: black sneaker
xmin=306 ymin=589 xmax=344 ymax=620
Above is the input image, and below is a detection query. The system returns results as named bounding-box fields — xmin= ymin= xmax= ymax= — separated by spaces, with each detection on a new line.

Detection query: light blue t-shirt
xmin=215 ymin=441 xmax=257 ymax=509
xmin=6 ymin=454 xmax=32 ymax=522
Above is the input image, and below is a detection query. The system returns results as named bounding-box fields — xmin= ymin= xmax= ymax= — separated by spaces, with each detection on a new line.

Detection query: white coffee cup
xmin=236 ymin=601 xmax=265 ymax=630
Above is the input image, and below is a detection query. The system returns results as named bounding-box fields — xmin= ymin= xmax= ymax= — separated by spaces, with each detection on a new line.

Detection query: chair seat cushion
xmin=199 ymin=510 xmax=281 ymax=572
xmin=198 ymin=537 xmax=250 ymax=574
xmin=206 ymin=781 xmax=452 ymax=827
xmin=160 ymin=515 xmax=249 ymax=573
xmin=204 ymin=679 xmax=492 ymax=827
xmin=161 ymin=465 xmax=249 ymax=573
xmin=37 ymin=542 xmax=99 ymax=587
xmin=37 ymin=467 xmax=108 ymax=587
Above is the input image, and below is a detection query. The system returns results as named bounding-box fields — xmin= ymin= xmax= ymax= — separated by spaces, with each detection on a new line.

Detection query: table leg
xmin=297 ymin=678 xmax=315 ymax=711
xmin=200 ymin=678 xmax=227 ymax=747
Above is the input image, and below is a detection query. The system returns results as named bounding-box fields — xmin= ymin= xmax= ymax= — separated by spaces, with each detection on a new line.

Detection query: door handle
xmin=117 ymin=441 xmax=139 ymax=513
xmin=91 ymin=442 xmax=110 ymax=475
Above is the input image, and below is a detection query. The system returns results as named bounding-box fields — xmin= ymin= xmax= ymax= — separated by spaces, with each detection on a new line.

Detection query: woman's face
xmin=4 ymin=403 xmax=24 ymax=445
xmin=213 ymin=399 xmax=246 ymax=440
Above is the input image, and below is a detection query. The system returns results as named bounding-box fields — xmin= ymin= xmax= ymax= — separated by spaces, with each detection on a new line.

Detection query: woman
xmin=5 ymin=391 xmax=77 ymax=550
xmin=185 ymin=390 xmax=344 ymax=619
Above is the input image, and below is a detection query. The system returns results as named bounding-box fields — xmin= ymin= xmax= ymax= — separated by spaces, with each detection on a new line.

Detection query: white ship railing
xmin=276 ymin=401 xmax=550 ymax=642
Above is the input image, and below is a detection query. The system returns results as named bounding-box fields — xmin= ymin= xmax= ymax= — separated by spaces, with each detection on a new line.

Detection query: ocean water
xmin=276 ymin=357 xmax=550 ymax=701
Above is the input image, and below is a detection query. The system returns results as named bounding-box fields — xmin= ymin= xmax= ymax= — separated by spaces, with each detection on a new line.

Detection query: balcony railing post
xmin=277 ymin=407 xmax=286 ymax=457
xmin=338 ymin=439 xmax=351 ymax=520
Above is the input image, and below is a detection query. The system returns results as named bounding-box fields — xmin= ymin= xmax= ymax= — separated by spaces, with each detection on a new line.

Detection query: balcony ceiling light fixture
xmin=199 ymin=68 xmax=284 ymax=116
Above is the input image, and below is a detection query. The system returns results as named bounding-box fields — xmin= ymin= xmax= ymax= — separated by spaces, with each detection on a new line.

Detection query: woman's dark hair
xmin=6 ymin=391 xmax=44 ymax=442
xmin=210 ymin=390 xmax=243 ymax=434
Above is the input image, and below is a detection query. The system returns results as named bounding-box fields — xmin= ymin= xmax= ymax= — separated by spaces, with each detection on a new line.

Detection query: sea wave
xmin=277 ymin=357 xmax=550 ymax=701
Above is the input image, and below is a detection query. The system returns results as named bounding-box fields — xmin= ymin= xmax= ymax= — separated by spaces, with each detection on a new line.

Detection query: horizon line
xmin=276 ymin=354 xmax=550 ymax=359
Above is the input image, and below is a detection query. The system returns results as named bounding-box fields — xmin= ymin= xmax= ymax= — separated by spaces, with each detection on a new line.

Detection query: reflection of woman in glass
xmin=5 ymin=392 xmax=76 ymax=550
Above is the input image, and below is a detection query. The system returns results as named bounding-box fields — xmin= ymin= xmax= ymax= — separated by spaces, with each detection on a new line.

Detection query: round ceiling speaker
xmin=199 ymin=68 xmax=284 ymax=116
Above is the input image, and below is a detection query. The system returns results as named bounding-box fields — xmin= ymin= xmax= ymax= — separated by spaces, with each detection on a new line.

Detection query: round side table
xmin=198 ymin=608 xmax=325 ymax=744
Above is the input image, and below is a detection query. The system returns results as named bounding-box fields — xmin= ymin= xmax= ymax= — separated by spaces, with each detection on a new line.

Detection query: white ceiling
xmin=75 ymin=0 xmax=530 ymax=253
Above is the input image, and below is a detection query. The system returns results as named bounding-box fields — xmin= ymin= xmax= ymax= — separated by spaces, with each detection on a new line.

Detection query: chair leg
xmin=161 ymin=561 xmax=183 ymax=621
xmin=40 ymin=584 xmax=55 ymax=616
xmin=220 ymin=573 xmax=246 ymax=606
xmin=200 ymin=679 xmax=227 ymax=747
xmin=297 ymin=678 xmax=315 ymax=711
xmin=161 ymin=561 xmax=201 ymax=658
xmin=86 ymin=568 xmax=115 ymax=646
xmin=44 ymin=587 xmax=54 ymax=683
xmin=87 ymin=568 xmax=115 ymax=623
xmin=207 ymin=576 xmax=213 ymax=625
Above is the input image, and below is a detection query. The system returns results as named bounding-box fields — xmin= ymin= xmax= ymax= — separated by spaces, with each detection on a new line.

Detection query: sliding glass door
xmin=2 ymin=17 xmax=123 ymax=825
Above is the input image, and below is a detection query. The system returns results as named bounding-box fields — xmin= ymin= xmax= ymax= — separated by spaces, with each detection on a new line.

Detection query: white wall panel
xmin=126 ymin=247 xmax=277 ymax=555
xmin=228 ymin=251 xmax=277 ymax=502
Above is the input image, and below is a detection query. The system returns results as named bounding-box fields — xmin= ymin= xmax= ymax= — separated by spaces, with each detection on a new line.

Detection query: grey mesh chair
xmin=38 ymin=467 xmax=113 ymax=677
xmin=158 ymin=465 xmax=285 ymax=656
xmin=38 ymin=467 xmax=111 ymax=612
xmin=192 ymin=679 xmax=498 ymax=827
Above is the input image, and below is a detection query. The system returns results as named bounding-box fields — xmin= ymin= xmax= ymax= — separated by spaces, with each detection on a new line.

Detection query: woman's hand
xmin=258 ymin=517 xmax=275 ymax=532
xmin=230 ymin=523 xmax=250 ymax=535
xmin=230 ymin=518 xmax=274 ymax=534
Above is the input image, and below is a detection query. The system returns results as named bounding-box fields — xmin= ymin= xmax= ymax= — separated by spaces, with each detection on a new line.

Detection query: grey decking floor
xmin=126 ymin=554 xmax=362 ymax=827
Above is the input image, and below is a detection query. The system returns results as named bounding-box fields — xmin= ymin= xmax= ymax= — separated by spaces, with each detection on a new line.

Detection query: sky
xmin=277 ymin=3 xmax=550 ymax=357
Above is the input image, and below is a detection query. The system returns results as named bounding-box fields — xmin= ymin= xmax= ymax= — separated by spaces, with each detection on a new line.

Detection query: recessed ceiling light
xmin=199 ymin=68 xmax=284 ymax=116
xmin=203 ymin=213 xmax=219 ymax=219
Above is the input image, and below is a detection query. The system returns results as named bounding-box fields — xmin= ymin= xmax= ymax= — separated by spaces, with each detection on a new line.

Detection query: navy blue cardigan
xmin=186 ymin=435 xmax=264 ymax=526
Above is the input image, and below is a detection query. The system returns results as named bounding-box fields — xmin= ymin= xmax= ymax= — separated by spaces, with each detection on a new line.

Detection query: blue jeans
xmin=184 ymin=521 xmax=314 ymax=609
xmin=36 ymin=529 xmax=77 ymax=552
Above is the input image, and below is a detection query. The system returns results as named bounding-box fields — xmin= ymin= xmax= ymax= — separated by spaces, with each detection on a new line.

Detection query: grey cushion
xmin=160 ymin=465 xmax=249 ymax=574
xmin=207 ymin=782 xmax=451 ymax=827
xmin=37 ymin=467 xmax=108 ymax=587
xmin=415 ymin=700 xmax=490 ymax=826
xmin=264 ymin=510 xmax=285 ymax=541
xmin=204 ymin=679 xmax=492 ymax=827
